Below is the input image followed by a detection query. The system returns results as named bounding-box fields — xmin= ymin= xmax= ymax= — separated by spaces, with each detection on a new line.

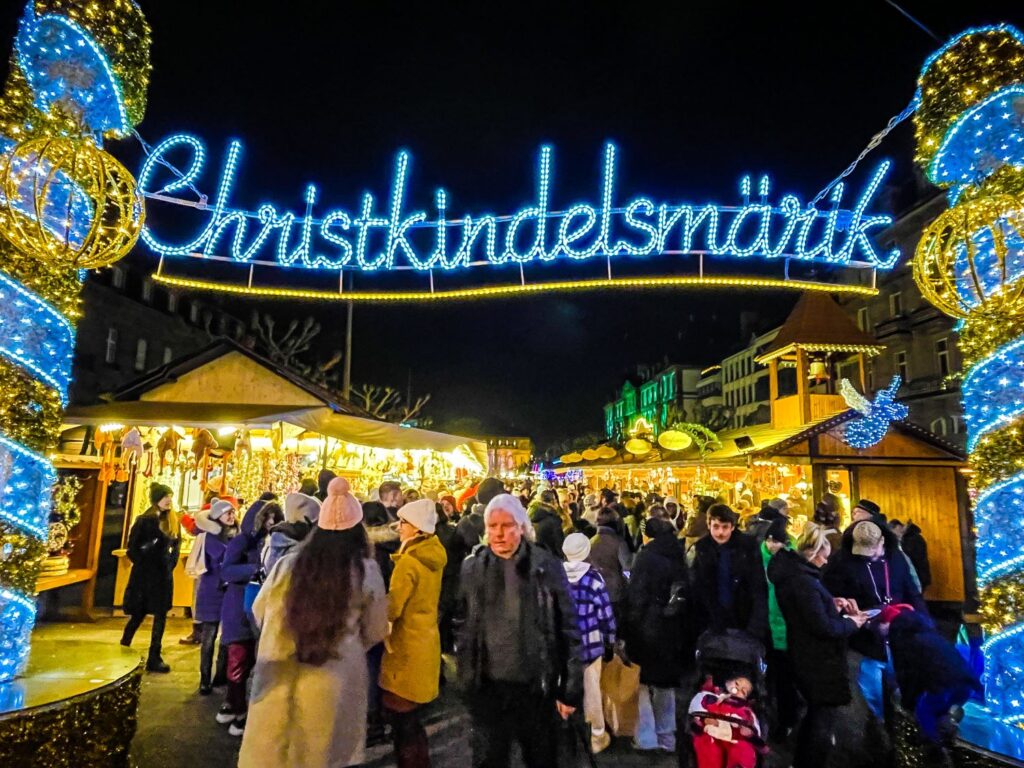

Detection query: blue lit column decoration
xmin=0 ymin=0 xmax=150 ymax=682
xmin=913 ymin=25 xmax=1024 ymax=725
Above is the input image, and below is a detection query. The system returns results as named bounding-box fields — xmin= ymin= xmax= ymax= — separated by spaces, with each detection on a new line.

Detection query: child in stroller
xmin=686 ymin=630 xmax=769 ymax=768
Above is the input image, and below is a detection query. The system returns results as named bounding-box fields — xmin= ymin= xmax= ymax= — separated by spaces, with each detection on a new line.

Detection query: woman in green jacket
xmin=762 ymin=517 xmax=800 ymax=740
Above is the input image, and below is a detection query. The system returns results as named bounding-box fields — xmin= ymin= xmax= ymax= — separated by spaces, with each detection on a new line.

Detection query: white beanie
xmin=399 ymin=498 xmax=437 ymax=534
xmin=562 ymin=532 xmax=591 ymax=562
xmin=285 ymin=492 xmax=322 ymax=524
xmin=209 ymin=498 xmax=236 ymax=522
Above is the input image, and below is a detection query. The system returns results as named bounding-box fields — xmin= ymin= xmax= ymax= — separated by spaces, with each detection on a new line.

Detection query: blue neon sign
xmin=139 ymin=133 xmax=901 ymax=272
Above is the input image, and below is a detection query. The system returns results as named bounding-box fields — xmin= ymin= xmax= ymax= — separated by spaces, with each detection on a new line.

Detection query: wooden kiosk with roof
xmin=557 ymin=293 xmax=971 ymax=606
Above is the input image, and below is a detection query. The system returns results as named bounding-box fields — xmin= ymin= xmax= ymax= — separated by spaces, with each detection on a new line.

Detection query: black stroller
xmin=679 ymin=629 xmax=770 ymax=768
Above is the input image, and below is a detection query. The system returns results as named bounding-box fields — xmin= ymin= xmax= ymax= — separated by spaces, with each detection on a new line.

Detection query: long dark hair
xmin=285 ymin=526 xmax=370 ymax=666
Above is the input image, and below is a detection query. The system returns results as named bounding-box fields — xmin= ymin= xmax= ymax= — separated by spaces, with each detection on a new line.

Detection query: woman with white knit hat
xmin=238 ymin=477 xmax=388 ymax=768
xmin=380 ymin=498 xmax=448 ymax=766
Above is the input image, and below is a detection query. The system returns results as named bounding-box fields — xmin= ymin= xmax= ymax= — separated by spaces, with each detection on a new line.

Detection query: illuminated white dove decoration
xmin=839 ymin=376 xmax=908 ymax=449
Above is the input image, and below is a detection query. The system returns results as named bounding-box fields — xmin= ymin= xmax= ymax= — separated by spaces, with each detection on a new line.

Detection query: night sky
xmin=3 ymin=2 xmax=1022 ymax=449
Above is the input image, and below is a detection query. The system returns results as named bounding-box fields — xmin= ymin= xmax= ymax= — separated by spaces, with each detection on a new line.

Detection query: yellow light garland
xmin=151 ymin=272 xmax=880 ymax=303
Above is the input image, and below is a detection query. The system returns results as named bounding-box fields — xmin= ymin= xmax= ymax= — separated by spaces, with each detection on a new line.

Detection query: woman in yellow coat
xmin=380 ymin=498 xmax=447 ymax=767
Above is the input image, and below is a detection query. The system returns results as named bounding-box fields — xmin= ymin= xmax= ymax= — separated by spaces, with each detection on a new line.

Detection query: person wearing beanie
xmin=379 ymin=498 xmax=447 ymax=766
xmin=745 ymin=498 xmax=788 ymax=544
xmin=238 ymin=490 xmax=387 ymax=768
xmin=760 ymin=515 xmax=799 ymax=738
xmin=192 ymin=498 xmax=240 ymax=694
xmin=217 ymin=495 xmax=283 ymax=736
xmin=624 ymin=515 xmax=689 ymax=751
xmin=121 ymin=482 xmax=181 ymax=673
xmin=264 ymin=492 xmax=319 ymax=573
xmin=527 ymin=488 xmax=566 ymax=558
xmin=455 ymin=493 xmax=582 ymax=765
xmin=824 ymin=519 xmax=928 ymax=722
xmin=561 ymin=532 xmax=617 ymax=754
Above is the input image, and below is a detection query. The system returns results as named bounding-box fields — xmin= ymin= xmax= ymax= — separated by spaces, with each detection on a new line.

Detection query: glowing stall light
xmin=839 ymin=376 xmax=908 ymax=449
xmin=138 ymin=134 xmax=901 ymax=273
xmin=963 ymin=336 xmax=1024 ymax=452
xmin=0 ymin=269 xmax=75 ymax=405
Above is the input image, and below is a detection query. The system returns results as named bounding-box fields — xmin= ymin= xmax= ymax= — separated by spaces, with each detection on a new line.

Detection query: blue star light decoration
xmin=839 ymin=376 xmax=908 ymax=449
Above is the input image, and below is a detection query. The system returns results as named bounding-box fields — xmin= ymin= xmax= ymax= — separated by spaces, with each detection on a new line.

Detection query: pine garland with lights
xmin=913 ymin=25 xmax=1024 ymax=725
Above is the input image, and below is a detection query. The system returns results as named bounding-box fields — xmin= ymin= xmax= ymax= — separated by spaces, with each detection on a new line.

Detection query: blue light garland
xmin=963 ymin=335 xmax=1024 ymax=452
xmin=138 ymin=133 xmax=901 ymax=273
xmin=0 ymin=587 xmax=35 ymax=682
xmin=14 ymin=5 xmax=130 ymax=137
xmin=0 ymin=433 xmax=55 ymax=540
xmin=0 ymin=269 xmax=75 ymax=405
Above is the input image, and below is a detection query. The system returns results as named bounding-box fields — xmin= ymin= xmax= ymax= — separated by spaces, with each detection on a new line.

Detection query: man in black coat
xmin=456 ymin=493 xmax=582 ymax=767
xmin=891 ymin=519 xmax=932 ymax=592
xmin=690 ymin=504 xmax=768 ymax=643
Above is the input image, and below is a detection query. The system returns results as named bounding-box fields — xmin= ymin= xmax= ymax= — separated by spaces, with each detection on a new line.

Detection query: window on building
xmin=163 ymin=346 xmax=173 ymax=364
xmin=857 ymin=307 xmax=869 ymax=331
xmin=952 ymin=415 xmax=965 ymax=434
xmin=189 ymin=302 xmax=201 ymax=324
xmin=889 ymin=291 xmax=903 ymax=318
xmin=896 ymin=350 xmax=909 ymax=382
xmin=111 ymin=266 xmax=125 ymax=289
xmin=105 ymin=327 xmax=118 ymax=364
xmin=141 ymin=280 xmax=153 ymax=303
xmin=930 ymin=417 xmax=948 ymax=436
xmin=936 ymin=338 xmax=950 ymax=378
xmin=134 ymin=339 xmax=148 ymax=371
xmin=167 ymin=292 xmax=178 ymax=313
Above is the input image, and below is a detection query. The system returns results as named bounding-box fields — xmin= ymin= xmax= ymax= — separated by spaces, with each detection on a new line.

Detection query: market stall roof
xmin=105 ymin=338 xmax=374 ymax=418
xmin=552 ymin=409 xmax=965 ymax=472
xmin=755 ymin=293 xmax=885 ymax=363
xmin=63 ymin=402 xmax=317 ymax=428
xmin=285 ymin=408 xmax=488 ymax=468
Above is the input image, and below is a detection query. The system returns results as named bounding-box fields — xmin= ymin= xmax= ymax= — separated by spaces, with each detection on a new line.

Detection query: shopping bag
xmin=601 ymin=655 xmax=640 ymax=737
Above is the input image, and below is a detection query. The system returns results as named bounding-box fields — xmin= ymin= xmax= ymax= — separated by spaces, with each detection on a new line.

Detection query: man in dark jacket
xmin=588 ymin=507 xmax=632 ymax=620
xmin=824 ymin=519 xmax=927 ymax=721
xmin=690 ymin=504 xmax=768 ymax=643
xmin=745 ymin=497 xmax=789 ymax=543
xmin=456 ymin=493 xmax=582 ymax=767
xmin=528 ymin=489 xmax=565 ymax=558
xmin=624 ymin=517 xmax=690 ymax=752
xmin=455 ymin=477 xmax=504 ymax=560
xmin=891 ymin=519 xmax=932 ymax=592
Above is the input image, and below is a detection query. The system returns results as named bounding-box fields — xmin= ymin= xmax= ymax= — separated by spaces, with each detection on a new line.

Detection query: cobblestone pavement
xmin=34 ymin=617 xmax=690 ymax=767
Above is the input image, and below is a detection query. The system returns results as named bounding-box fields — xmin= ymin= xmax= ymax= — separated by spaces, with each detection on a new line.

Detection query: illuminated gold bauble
xmin=624 ymin=438 xmax=652 ymax=456
xmin=913 ymin=193 xmax=1024 ymax=319
xmin=0 ymin=136 xmax=144 ymax=269
xmin=657 ymin=430 xmax=693 ymax=452
xmin=914 ymin=26 xmax=1024 ymax=170
xmin=581 ymin=448 xmax=599 ymax=461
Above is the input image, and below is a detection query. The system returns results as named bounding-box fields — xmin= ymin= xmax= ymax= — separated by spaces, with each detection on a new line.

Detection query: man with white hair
xmin=455 ymin=494 xmax=583 ymax=767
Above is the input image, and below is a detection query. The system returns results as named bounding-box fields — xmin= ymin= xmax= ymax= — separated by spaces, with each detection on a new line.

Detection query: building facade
xmin=72 ymin=262 xmax=249 ymax=404
xmin=722 ymin=328 xmax=779 ymax=428
xmin=837 ymin=193 xmax=966 ymax=448
xmin=481 ymin=436 xmax=535 ymax=477
xmin=604 ymin=364 xmax=702 ymax=441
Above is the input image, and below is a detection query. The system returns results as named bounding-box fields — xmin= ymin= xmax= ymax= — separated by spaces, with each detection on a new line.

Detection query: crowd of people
xmin=119 ymin=475 xmax=980 ymax=767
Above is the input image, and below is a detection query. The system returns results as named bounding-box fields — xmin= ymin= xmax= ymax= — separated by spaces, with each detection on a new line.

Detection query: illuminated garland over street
xmin=0 ymin=0 xmax=149 ymax=682
xmin=912 ymin=24 xmax=1024 ymax=725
